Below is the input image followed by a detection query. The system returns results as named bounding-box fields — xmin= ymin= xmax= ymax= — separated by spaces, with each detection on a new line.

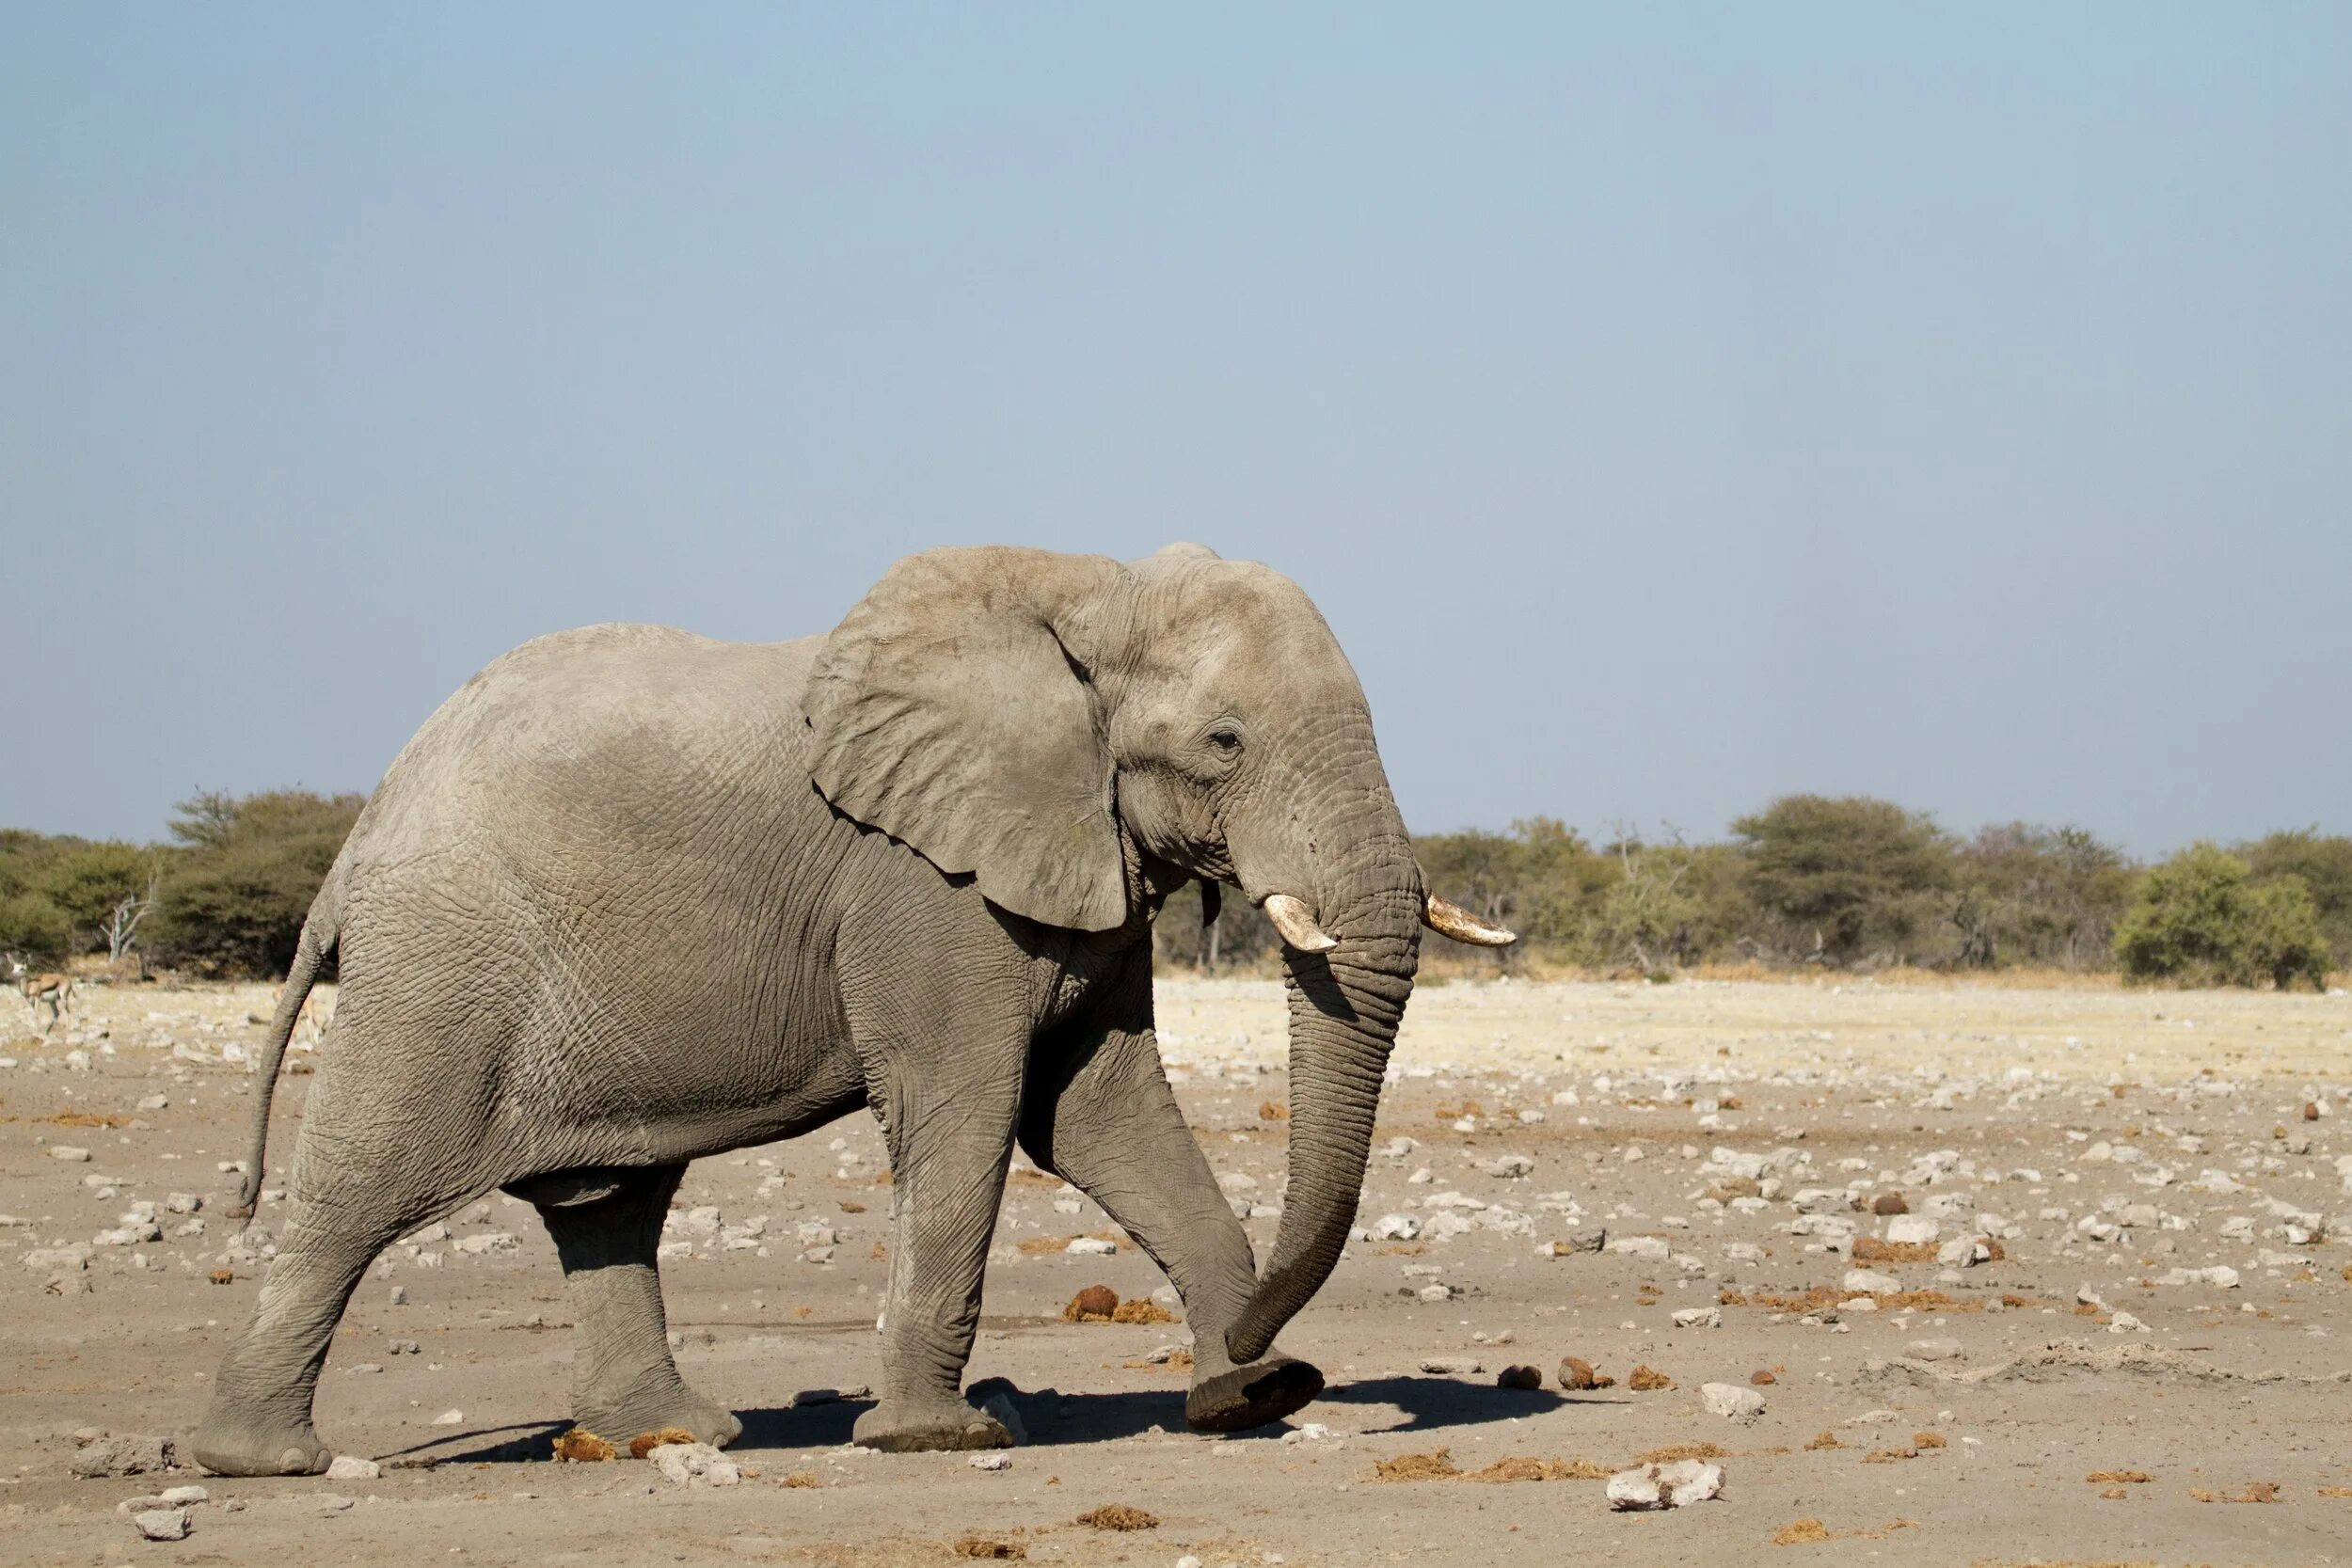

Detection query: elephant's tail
xmin=230 ymin=871 xmax=346 ymax=1219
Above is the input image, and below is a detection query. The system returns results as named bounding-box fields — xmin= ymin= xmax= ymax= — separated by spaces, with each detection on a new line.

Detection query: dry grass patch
xmin=551 ymin=1429 xmax=616 ymax=1462
xmin=628 ymin=1427 xmax=695 ymax=1459
xmin=1464 ymin=1456 xmax=1609 ymax=1483
xmin=1627 ymin=1364 xmax=1674 ymax=1391
xmin=1850 ymin=1238 xmax=1938 ymax=1264
xmin=1111 ymin=1298 xmax=1177 ymax=1324
xmin=1773 ymin=1519 xmax=1833 ymax=1545
xmin=1804 ymin=1430 xmax=1843 ymax=1451
xmin=1374 ymin=1449 xmax=1460 ymax=1481
xmin=2189 ymin=1481 xmax=2281 ymax=1503
xmin=953 ymin=1539 xmax=1025 ymax=1560
xmin=1636 ymin=1443 xmax=1728 ymax=1465
xmin=1073 ymin=1504 xmax=1158 ymax=1531
xmin=2085 ymin=1470 xmax=2152 ymax=1484
xmin=780 ymin=1472 xmax=821 ymax=1488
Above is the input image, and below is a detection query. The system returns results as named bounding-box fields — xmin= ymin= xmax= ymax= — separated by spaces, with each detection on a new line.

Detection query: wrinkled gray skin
xmin=190 ymin=544 xmax=1422 ymax=1477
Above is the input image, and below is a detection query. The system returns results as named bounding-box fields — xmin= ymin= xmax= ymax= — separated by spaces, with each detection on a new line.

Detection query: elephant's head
xmin=803 ymin=544 xmax=1511 ymax=1364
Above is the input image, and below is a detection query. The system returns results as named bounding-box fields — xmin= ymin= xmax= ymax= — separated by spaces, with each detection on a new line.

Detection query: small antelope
xmin=12 ymin=961 xmax=73 ymax=1025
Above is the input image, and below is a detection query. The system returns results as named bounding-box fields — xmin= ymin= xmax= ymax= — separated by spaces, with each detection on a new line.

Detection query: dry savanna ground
xmin=5 ymin=973 xmax=2352 ymax=1566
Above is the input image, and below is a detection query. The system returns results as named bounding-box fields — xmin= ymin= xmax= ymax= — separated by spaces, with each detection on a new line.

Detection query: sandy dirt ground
xmin=5 ymin=974 xmax=2352 ymax=1566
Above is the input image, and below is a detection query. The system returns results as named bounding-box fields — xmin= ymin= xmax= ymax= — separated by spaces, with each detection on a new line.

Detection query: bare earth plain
xmin=6 ymin=974 xmax=2352 ymax=1567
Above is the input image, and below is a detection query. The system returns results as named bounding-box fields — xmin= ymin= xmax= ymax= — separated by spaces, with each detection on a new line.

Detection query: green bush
xmin=0 ymin=892 xmax=72 ymax=961
xmin=2113 ymin=843 xmax=2331 ymax=990
xmin=148 ymin=790 xmax=363 ymax=976
xmin=2242 ymin=829 xmax=2352 ymax=968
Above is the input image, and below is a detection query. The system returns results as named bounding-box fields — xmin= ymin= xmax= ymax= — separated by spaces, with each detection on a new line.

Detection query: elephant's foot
xmin=851 ymin=1397 xmax=1013 ymax=1453
xmin=1185 ymin=1354 xmax=1324 ymax=1433
xmin=187 ymin=1411 xmax=332 ymax=1477
xmin=576 ymin=1383 xmax=742 ymax=1450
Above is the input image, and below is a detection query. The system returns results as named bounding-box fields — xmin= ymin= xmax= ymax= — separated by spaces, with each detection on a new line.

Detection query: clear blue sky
xmin=5 ymin=7 xmax=2346 ymax=855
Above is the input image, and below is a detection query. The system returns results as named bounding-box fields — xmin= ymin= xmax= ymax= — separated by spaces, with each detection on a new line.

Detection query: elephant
xmin=188 ymin=543 xmax=1512 ymax=1478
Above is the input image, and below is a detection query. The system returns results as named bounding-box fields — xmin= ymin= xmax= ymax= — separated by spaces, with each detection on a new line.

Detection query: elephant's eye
xmin=1208 ymin=728 xmax=1242 ymax=754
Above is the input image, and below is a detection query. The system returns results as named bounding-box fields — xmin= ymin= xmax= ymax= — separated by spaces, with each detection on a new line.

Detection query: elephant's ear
xmin=804 ymin=546 xmax=1132 ymax=932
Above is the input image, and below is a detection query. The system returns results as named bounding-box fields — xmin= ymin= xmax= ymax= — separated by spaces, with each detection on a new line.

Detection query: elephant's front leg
xmin=1021 ymin=957 xmax=1325 ymax=1433
xmin=846 ymin=970 xmax=1030 ymax=1452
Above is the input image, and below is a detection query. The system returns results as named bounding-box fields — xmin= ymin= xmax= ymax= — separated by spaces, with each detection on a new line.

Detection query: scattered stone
xmin=1670 ymin=1307 xmax=1722 ymax=1330
xmin=1871 ymin=1192 xmax=1909 ymax=1215
xmin=1420 ymin=1357 xmax=1484 ymax=1376
xmin=1558 ymin=1356 xmax=1608 ymax=1391
xmin=132 ymin=1507 xmax=190 ymax=1541
xmin=969 ymin=1452 xmax=1011 ymax=1471
xmin=1606 ymin=1458 xmax=1724 ymax=1510
xmin=1905 ymin=1338 xmax=1963 ymax=1362
xmin=1496 ymin=1365 xmax=1543 ymax=1390
xmin=1064 ymin=1237 xmax=1118 ymax=1257
xmin=430 ymin=1409 xmax=464 ymax=1426
xmin=71 ymin=1433 xmax=176 ymax=1479
xmin=50 ymin=1146 xmax=93 ymax=1162
xmin=1842 ymin=1267 xmax=1902 ymax=1294
xmin=325 ymin=1454 xmax=379 ymax=1481
xmin=650 ymin=1441 xmax=740 ymax=1487
xmin=1700 ymin=1382 xmax=1766 ymax=1423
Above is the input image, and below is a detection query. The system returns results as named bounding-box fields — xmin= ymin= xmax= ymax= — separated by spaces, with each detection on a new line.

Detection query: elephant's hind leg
xmin=536 ymin=1164 xmax=741 ymax=1449
xmin=190 ymin=1192 xmax=416 ymax=1476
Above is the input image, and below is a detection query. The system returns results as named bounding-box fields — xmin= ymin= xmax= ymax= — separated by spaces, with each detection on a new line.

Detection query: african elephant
xmin=189 ymin=543 xmax=1511 ymax=1477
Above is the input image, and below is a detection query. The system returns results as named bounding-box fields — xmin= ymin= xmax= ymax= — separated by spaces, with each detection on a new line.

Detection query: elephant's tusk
xmin=1263 ymin=893 xmax=1338 ymax=953
xmin=1422 ymin=893 xmax=1517 ymax=947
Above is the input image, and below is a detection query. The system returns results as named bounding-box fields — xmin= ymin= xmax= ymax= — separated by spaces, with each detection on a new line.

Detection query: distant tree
xmin=2113 ymin=843 xmax=2331 ymax=990
xmin=1417 ymin=817 xmax=1614 ymax=966
xmin=40 ymin=842 xmax=161 ymax=957
xmin=2241 ymin=828 xmax=2352 ymax=968
xmin=1153 ymin=880 xmax=1279 ymax=974
xmin=1585 ymin=833 xmax=1703 ymax=974
xmin=1949 ymin=823 xmax=2135 ymax=970
xmin=149 ymin=789 xmax=364 ymax=976
xmin=1731 ymin=795 xmax=1954 ymax=966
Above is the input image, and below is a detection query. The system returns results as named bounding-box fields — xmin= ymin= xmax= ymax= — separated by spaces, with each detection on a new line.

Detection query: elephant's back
xmin=362 ymin=626 xmax=818 ymax=844
xmin=336 ymin=626 xmax=833 ymax=931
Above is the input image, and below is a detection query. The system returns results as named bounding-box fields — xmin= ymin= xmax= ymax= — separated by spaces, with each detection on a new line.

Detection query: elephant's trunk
xmin=1225 ymin=876 xmax=1419 ymax=1367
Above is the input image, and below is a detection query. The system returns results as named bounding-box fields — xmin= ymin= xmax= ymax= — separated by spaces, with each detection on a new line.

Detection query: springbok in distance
xmin=11 ymin=960 xmax=74 ymax=1027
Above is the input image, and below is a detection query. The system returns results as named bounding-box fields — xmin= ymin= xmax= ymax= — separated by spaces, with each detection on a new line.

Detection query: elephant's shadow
xmin=380 ymin=1377 xmax=1576 ymax=1465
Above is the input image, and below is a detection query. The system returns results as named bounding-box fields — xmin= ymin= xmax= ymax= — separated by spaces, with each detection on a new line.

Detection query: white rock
xmin=431 ymin=1409 xmax=464 ymax=1425
xmin=1371 ymin=1213 xmax=1422 ymax=1242
xmin=49 ymin=1146 xmax=92 ymax=1162
xmin=1841 ymin=1267 xmax=1901 ymax=1294
xmin=1670 ymin=1307 xmax=1722 ymax=1330
xmin=1699 ymin=1383 xmax=1765 ymax=1424
xmin=1607 ymin=1235 xmax=1670 ymax=1260
xmin=133 ymin=1508 xmax=190 ymax=1541
xmin=1885 ymin=1216 xmax=1939 ymax=1245
xmin=651 ymin=1441 xmax=740 ymax=1487
xmin=1065 ymin=1237 xmax=1118 ymax=1256
xmin=968 ymin=1452 xmax=1010 ymax=1471
xmin=453 ymin=1231 xmax=516 ymax=1255
xmin=1607 ymin=1458 xmax=1724 ymax=1510
xmin=1905 ymin=1338 xmax=1963 ymax=1361
xmin=326 ymin=1454 xmax=379 ymax=1481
